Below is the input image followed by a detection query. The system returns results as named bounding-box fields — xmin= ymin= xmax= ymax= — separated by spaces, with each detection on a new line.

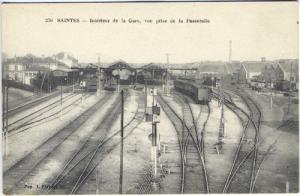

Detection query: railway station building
xmin=105 ymin=60 xmax=135 ymax=85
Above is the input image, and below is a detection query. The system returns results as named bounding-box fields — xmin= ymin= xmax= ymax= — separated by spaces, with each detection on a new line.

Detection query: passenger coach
xmin=174 ymin=79 xmax=212 ymax=104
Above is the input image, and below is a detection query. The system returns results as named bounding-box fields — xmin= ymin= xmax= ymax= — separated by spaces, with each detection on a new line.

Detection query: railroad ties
xmin=157 ymin=91 xmax=210 ymax=194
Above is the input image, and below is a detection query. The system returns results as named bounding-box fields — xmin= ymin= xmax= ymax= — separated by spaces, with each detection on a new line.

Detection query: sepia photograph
xmin=1 ymin=2 xmax=299 ymax=194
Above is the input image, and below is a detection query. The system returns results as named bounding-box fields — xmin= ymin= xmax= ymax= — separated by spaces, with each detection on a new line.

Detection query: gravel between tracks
xmin=3 ymin=93 xmax=105 ymax=173
xmin=8 ymin=92 xmax=118 ymax=194
xmin=76 ymin=90 xmax=143 ymax=194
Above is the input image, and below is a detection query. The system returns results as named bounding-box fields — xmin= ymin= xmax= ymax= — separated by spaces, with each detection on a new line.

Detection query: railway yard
xmin=2 ymin=1 xmax=299 ymax=194
xmin=2 ymin=77 xmax=299 ymax=194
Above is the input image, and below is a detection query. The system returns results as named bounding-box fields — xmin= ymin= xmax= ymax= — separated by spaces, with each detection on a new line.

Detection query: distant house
xmin=4 ymin=55 xmax=72 ymax=84
xmin=55 ymin=52 xmax=79 ymax=68
xmin=275 ymin=60 xmax=298 ymax=82
xmin=5 ymin=62 xmax=50 ymax=85
xmin=196 ymin=62 xmax=227 ymax=79
xmin=30 ymin=57 xmax=70 ymax=71
xmin=238 ymin=62 xmax=268 ymax=83
xmin=261 ymin=64 xmax=277 ymax=83
xmin=24 ymin=66 xmax=50 ymax=85
xmin=7 ymin=62 xmax=26 ymax=82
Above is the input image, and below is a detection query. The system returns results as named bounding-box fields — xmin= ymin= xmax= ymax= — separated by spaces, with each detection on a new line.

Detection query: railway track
xmin=70 ymin=92 xmax=145 ymax=194
xmin=174 ymin=92 xmax=210 ymax=194
xmin=236 ymin=89 xmax=262 ymax=193
xmin=6 ymin=93 xmax=80 ymax=134
xmin=155 ymin=95 xmax=185 ymax=194
xmin=212 ymin=88 xmax=262 ymax=193
xmin=9 ymin=94 xmax=92 ymax=136
xmin=157 ymin=92 xmax=210 ymax=193
xmin=3 ymin=92 xmax=113 ymax=194
xmin=5 ymin=85 xmax=76 ymax=118
xmin=36 ymin=90 xmax=129 ymax=194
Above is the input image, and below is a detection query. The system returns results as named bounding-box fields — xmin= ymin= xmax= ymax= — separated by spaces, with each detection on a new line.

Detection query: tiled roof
xmin=109 ymin=60 xmax=133 ymax=70
xmin=4 ymin=56 xmax=59 ymax=65
xmin=277 ymin=59 xmax=298 ymax=73
xmin=242 ymin=61 xmax=272 ymax=73
xmin=198 ymin=63 xmax=227 ymax=74
xmin=25 ymin=65 xmax=50 ymax=72
xmin=142 ymin=63 xmax=164 ymax=70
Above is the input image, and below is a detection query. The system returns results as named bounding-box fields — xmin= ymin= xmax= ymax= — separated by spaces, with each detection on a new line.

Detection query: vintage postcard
xmin=1 ymin=2 xmax=298 ymax=194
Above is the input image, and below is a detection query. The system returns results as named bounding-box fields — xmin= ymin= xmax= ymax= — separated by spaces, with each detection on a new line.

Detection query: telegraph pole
xmin=60 ymin=77 xmax=63 ymax=119
xmin=117 ymin=78 xmax=120 ymax=93
xmin=48 ymin=63 xmax=50 ymax=93
xmin=166 ymin=53 xmax=170 ymax=95
xmin=219 ymin=76 xmax=224 ymax=137
xmin=287 ymin=64 xmax=293 ymax=114
xmin=97 ymin=53 xmax=101 ymax=96
xmin=5 ymin=82 xmax=8 ymax=158
xmin=117 ymin=68 xmax=120 ymax=93
xmin=119 ymin=90 xmax=124 ymax=194
xmin=221 ymin=75 xmax=225 ymax=137
xmin=145 ymin=79 xmax=148 ymax=111
xmin=2 ymin=79 xmax=5 ymax=158
xmin=72 ymin=71 xmax=75 ymax=93
xmin=3 ymin=79 xmax=8 ymax=158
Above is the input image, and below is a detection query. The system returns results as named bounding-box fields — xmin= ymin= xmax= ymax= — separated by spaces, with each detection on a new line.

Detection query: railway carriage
xmin=81 ymin=73 xmax=98 ymax=92
xmin=174 ymin=79 xmax=212 ymax=104
xmin=85 ymin=78 xmax=97 ymax=91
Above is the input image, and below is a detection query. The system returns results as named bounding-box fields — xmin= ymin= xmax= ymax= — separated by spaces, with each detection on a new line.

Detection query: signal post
xmin=145 ymin=88 xmax=161 ymax=182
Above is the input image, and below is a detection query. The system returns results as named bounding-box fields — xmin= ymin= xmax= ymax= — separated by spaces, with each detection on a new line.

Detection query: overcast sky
xmin=2 ymin=2 xmax=298 ymax=63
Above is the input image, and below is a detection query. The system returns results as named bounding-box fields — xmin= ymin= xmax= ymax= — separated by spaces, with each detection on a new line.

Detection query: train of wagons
xmin=80 ymin=73 xmax=98 ymax=92
xmin=174 ymin=79 xmax=212 ymax=104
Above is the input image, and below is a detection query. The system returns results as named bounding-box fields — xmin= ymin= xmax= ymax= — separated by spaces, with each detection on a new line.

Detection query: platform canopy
xmin=52 ymin=69 xmax=76 ymax=77
xmin=139 ymin=63 xmax=167 ymax=79
xmin=108 ymin=60 xmax=134 ymax=71
xmin=106 ymin=60 xmax=135 ymax=80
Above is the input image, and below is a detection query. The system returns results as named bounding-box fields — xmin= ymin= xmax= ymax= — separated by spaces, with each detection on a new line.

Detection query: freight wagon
xmin=174 ymin=79 xmax=212 ymax=104
xmin=249 ymin=79 xmax=265 ymax=91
